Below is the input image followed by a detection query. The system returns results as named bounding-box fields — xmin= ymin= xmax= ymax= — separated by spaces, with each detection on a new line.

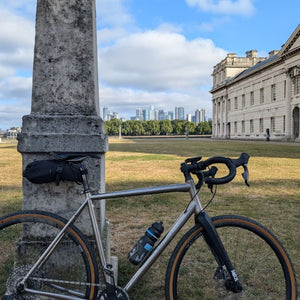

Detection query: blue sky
xmin=0 ymin=0 xmax=299 ymax=129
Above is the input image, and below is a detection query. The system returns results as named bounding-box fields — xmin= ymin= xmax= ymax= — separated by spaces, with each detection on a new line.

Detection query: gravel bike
xmin=0 ymin=152 xmax=297 ymax=299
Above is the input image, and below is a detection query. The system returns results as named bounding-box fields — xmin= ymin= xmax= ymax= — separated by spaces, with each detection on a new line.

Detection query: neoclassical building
xmin=211 ymin=24 xmax=300 ymax=141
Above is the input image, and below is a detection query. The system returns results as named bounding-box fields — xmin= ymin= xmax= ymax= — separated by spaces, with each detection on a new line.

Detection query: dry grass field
xmin=0 ymin=138 xmax=299 ymax=299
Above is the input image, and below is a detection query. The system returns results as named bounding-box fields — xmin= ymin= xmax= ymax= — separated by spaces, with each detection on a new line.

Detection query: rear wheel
xmin=165 ymin=215 xmax=297 ymax=299
xmin=0 ymin=210 xmax=99 ymax=300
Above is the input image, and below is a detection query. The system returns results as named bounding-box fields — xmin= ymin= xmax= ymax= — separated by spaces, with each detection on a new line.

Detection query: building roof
xmin=211 ymin=24 xmax=300 ymax=92
xmin=231 ymin=54 xmax=278 ymax=81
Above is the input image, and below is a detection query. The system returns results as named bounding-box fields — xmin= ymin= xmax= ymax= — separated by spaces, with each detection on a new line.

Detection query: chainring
xmin=98 ymin=286 xmax=129 ymax=300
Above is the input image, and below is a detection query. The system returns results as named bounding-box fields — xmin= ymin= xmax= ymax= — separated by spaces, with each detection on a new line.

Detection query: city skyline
xmin=103 ymin=105 xmax=206 ymax=124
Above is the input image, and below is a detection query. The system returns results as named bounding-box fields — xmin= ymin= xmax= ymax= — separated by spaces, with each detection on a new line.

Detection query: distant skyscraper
xmin=175 ymin=107 xmax=184 ymax=120
xmin=154 ymin=109 xmax=159 ymax=120
xmin=143 ymin=109 xmax=149 ymax=121
xmin=103 ymin=107 xmax=108 ymax=121
xmin=195 ymin=109 xmax=206 ymax=124
xmin=136 ymin=108 xmax=142 ymax=120
xmin=174 ymin=107 xmax=185 ymax=120
xmin=149 ymin=106 xmax=155 ymax=120
xmin=168 ymin=111 xmax=174 ymax=121
xmin=158 ymin=110 xmax=165 ymax=120
xmin=111 ymin=112 xmax=119 ymax=119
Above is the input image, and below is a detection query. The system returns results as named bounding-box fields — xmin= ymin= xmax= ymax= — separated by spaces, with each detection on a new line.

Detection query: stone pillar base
xmin=18 ymin=113 xmax=108 ymax=240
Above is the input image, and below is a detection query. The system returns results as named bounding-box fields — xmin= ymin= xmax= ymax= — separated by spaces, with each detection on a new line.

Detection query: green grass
xmin=106 ymin=138 xmax=300 ymax=299
xmin=0 ymin=138 xmax=299 ymax=299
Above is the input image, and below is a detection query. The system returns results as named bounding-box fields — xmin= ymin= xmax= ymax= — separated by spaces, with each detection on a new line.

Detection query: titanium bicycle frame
xmin=90 ymin=178 xmax=201 ymax=294
xmin=21 ymin=168 xmax=239 ymax=299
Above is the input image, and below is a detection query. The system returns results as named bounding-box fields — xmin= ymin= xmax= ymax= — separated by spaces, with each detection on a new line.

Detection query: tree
xmin=121 ymin=120 xmax=133 ymax=136
xmin=145 ymin=120 xmax=160 ymax=135
xmin=132 ymin=120 xmax=145 ymax=136
xmin=172 ymin=120 xmax=185 ymax=135
xmin=186 ymin=121 xmax=196 ymax=135
xmin=105 ymin=118 xmax=121 ymax=136
xmin=195 ymin=121 xmax=212 ymax=135
xmin=159 ymin=119 xmax=173 ymax=135
xmin=202 ymin=121 xmax=212 ymax=134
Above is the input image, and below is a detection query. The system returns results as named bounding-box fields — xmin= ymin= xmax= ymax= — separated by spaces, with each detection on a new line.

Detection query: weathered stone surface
xmin=31 ymin=0 xmax=100 ymax=116
xmin=18 ymin=115 xmax=108 ymax=153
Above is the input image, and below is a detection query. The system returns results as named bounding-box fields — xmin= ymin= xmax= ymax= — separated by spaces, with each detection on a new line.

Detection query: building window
xmin=295 ymin=76 xmax=300 ymax=95
xmin=283 ymin=115 xmax=285 ymax=133
xmin=234 ymin=97 xmax=238 ymax=109
xmin=284 ymin=80 xmax=286 ymax=98
xmin=242 ymin=121 xmax=245 ymax=133
xmin=227 ymin=99 xmax=231 ymax=111
xmin=234 ymin=122 xmax=237 ymax=134
xmin=250 ymin=119 xmax=254 ymax=133
xmin=242 ymin=94 xmax=245 ymax=108
xmin=260 ymin=88 xmax=264 ymax=103
xmin=271 ymin=84 xmax=276 ymax=101
xmin=250 ymin=91 xmax=254 ymax=106
xmin=271 ymin=117 xmax=275 ymax=132
xmin=259 ymin=118 xmax=264 ymax=133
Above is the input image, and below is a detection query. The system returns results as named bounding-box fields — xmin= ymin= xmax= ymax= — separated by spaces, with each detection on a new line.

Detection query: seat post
xmin=78 ymin=163 xmax=90 ymax=193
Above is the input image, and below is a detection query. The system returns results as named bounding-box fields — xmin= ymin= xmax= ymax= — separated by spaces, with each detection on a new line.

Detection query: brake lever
xmin=242 ymin=164 xmax=250 ymax=187
xmin=195 ymin=166 xmax=218 ymax=192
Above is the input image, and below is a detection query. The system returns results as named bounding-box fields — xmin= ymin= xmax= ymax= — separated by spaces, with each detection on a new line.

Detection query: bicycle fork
xmin=195 ymin=211 xmax=243 ymax=293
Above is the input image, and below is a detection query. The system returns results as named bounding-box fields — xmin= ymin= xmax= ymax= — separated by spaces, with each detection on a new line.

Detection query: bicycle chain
xmin=30 ymin=277 xmax=104 ymax=288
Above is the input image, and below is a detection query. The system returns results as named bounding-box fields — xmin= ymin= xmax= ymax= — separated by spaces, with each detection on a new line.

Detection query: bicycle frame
xmin=21 ymin=174 xmax=204 ymax=299
xmin=90 ymin=178 xmax=202 ymax=294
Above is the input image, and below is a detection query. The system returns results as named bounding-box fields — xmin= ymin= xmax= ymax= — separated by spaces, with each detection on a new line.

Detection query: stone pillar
xmin=18 ymin=0 xmax=108 ymax=237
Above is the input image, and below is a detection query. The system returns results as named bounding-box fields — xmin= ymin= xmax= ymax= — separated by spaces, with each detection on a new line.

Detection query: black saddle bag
xmin=23 ymin=160 xmax=83 ymax=186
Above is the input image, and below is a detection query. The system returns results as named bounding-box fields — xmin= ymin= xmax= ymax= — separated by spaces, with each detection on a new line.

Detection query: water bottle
xmin=128 ymin=221 xmax=164 ymax=265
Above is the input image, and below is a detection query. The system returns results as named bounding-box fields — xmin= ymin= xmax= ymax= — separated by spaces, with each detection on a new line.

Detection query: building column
xmin=285 ymin=70 xmax=292 ymax=140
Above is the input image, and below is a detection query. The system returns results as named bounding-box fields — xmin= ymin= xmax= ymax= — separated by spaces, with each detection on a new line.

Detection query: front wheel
xmin=165 ymin=215 xmax=297 ymax=300
xmin=0 ymin=210 xmax=99 ymax=300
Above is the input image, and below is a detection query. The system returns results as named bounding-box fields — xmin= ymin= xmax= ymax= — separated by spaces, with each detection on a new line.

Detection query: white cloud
xmin=0 ymin=8 xmax=35 ymax=51
xmin=0 ymin=7 xmax=35 ymax=73
xmin=0 ymin=77 xmax=32 ymax=100
xmin=100 ymin=30 xmax=226 ymax=91
xmin=0 ymin=66 xmax=15 ymax=81
xmin=0 ymin=101 xmax=30 ymax=129
xmin=98 ymin=28 xmax=129 ymax=46
xmin=0 ymin=76 xmax=32 ymax=128
xmin=0 ymin=49 xmax=34 ymax=71
xmin=186 ymin=0 xmax=255 ymax=16
xmin=0 ymin=7 xmax=34 ymax=128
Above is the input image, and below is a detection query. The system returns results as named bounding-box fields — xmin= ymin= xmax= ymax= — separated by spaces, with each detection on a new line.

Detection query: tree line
xmin=105 ymin=119 xmax=212 ymax=136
